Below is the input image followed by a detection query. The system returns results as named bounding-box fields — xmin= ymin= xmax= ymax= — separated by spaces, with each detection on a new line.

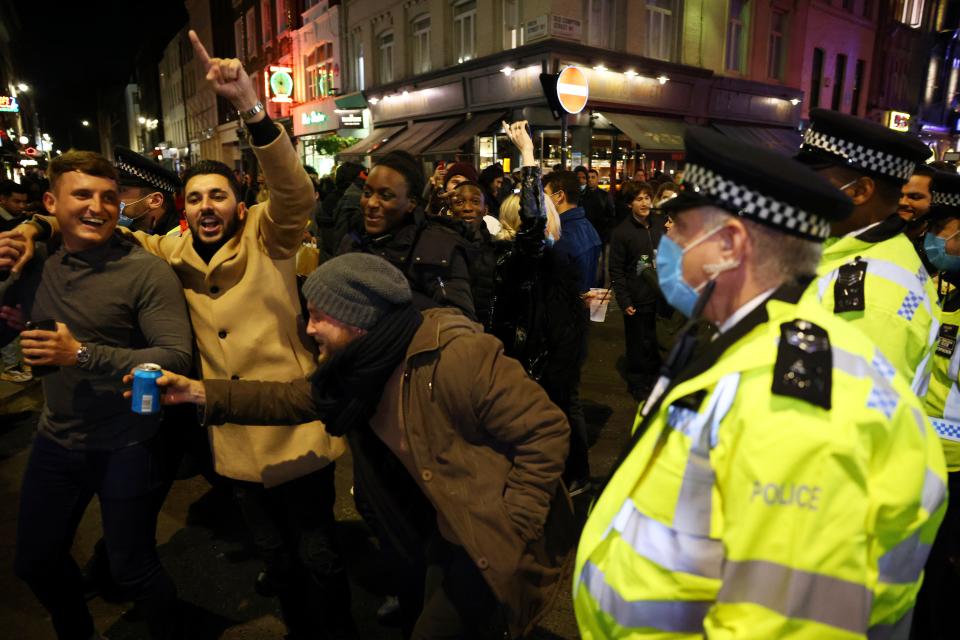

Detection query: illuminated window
xmin=587 ymin=0 xmax=612 ymax=49
xmin=276 ymin=0 xmax=288 ymax=34
xmin=245 ymin=7 xmax=258 ymax=59
xmin=503 ymin=0 xmax=524 ymax=50
xmin=412 ymin=15 xmax=431 ymax=74
xmin=896 ymin=0 xmax=924 ymax=28
xmin=234 ymin=18 xmax=245 ymax=61
xmin=260 ymin=0 xmax=272 ymax=44
xmin=453 ymin=1 xmax=477 ymax=64
xmin=645 ymin=0 xmax=677 ymax=62
xmin=378 ymin=31 xmax=394 ymax=84
xmin=725 ymin=0 xmax=749 ymax=73
xmin=767 ymin=9 xmax=786 ymax=80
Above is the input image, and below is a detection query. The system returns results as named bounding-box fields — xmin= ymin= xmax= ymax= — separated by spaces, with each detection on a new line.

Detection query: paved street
xmin=0 ymin=304 xmax=636 ymax=639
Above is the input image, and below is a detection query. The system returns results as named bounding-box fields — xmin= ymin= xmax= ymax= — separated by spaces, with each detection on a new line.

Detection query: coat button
xmin=476 ymin=557 xmax=489 ymax=570
xmin=210 ymin=285 xmax=220 ymax=294
xmin=421 ymin=469 xmax=433 ymax=481
xmin=218 ymin=330 xmax=228 ymax=339
xmin=230 ymin=375 xmax=239 ymax=380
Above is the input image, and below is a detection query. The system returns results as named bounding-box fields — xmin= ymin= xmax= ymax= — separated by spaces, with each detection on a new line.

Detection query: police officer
xmin=114 ymin=146 xmax=182 ymax=235
xmin=795 ymin=109 xmax=937 ymax=393
xmin=914 ymin=170 xmax=960 ymax=639
xmin=574 ymin=128 xmax=947 ymax=638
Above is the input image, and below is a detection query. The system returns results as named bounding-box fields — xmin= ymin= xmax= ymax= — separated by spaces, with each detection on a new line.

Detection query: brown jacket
xmin=37 ymin=127 xmax=346 ymax=487
xmin=204 ymin=308 xmax=576 ymax=636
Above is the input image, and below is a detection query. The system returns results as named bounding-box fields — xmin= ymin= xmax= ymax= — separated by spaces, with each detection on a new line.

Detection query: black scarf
xmin=310 ymin=304 xmax=424 ymax=436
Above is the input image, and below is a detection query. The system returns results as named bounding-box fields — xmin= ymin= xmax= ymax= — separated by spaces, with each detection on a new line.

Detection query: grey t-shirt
xmin=14 ymin=233 xmax=193 ymax=450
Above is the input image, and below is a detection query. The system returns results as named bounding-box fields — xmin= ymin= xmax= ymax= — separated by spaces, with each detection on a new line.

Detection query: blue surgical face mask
xmin=656 ymin=224 xmax=738 ymax=317
xmin=924 ymin=231 xmax=960 ymax=272
xmin=544 ymin=231 xmax=557 ymax=248
xmin=118 ymin=194 xmax=151 ymax=228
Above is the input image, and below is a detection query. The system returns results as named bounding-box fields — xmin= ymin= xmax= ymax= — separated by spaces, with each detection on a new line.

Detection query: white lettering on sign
xmin=525 ymin=15 xmax=548 ymax=42
xmin=750 ymin=481 xmax=821 ymax=511
xmin=550 ymin=15 xmax=582 ymax=41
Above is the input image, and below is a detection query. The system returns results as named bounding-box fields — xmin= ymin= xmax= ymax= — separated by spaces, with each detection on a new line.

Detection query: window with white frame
xmin=412 ymin=15 xmax=431 ymax=75
xmin=378 ymin=31 xmax=394 ymax=84
xmin=587 ymin=0 xmax=612 ymax=48
xmin=234 ymin=17 xmax=245 ymax=61
xmin=503 ymin=0 xmax=523 ymax=49
xmin=645 ymin=0 xmax=676 ymax=61
xmin=725 ymin=0 xmax=748 ymax=73
xmin=261 ymin=0 xmax=272 ymax=44
xmin=896 ymin=0 xmax=924 ymax=27
xmin=246 ymin=7 xmax=258 ymax=59
xmin=305 ymin=42 xmax=335 ymax=101
xmin=276 ymin=0 xmax=288 ymax=34
xmin=767 ymin=8 xmax=786 ymax=80
xmin=453 ymin=1 xmax=477 ymax=64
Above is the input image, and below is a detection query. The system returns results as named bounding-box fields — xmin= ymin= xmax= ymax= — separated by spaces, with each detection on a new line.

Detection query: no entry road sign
xmin=556 ymin=66 xmax=589 ymax=114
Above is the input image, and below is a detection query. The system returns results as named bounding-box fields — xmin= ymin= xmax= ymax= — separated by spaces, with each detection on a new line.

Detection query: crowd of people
xmin=0 ymin=31 xmax=959 ymax=640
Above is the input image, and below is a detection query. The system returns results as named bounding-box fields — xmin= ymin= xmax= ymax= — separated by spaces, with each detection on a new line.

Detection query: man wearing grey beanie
xmin=132 ymin=252 xmax=576 ymax=639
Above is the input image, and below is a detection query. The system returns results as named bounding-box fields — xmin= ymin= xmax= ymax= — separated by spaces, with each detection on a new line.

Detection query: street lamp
xmin=138 ymin=116 xmax=146 ymax=124
xmin=81 ymin=120 xmax=90 ymax=127
xmin=17 ymin=83 xmax=28 ymax=92
xmin=18 ymin=135 xmax=28 ymax=145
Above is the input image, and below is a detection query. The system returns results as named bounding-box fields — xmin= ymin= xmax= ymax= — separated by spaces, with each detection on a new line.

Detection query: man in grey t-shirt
xmin=0 ymin=150 xmax=192 ymax=639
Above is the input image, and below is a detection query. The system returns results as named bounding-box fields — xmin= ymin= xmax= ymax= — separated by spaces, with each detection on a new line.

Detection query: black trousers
xmin=399 ymin=530 xmax=505 ymax=640
xmin=623 ymin=309 xmax=660 ymax=391
xmin=14 ymin=434 xmax=178 ymax=640
xmin=232 ymin=463 xmax=356 ymax=639
xmin=910 ymin=472 xmax=960 ymax=639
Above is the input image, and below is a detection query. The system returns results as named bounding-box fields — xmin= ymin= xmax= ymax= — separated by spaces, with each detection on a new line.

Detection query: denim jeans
xmin=14 ymin=434 xmax=178 ymax=640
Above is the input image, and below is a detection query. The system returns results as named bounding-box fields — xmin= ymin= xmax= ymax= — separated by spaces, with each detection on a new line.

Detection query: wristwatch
xmin=238 ymin=101 xmax=265 ymax=122
xmin=75 ymin=344 xmax=90 ymax=366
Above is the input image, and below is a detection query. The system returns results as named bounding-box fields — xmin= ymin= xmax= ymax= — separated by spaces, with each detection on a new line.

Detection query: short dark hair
xmin=544 ymin=170 xmax=581 ymax=205
xmin=453 ymin=180 xmax=485 ymax=203
xmin=0 ymin=180 xmax=28 ymax=197
xmin=621 ymin=180 xmax=654 ymax=205
xmin=588 ymin=168 xmax=599 ymax=177
xmin=47 ymin=150 xmax=117 ymax=192
xmin=184 ymin=160 xmax=243 ymax=200
xmin=654 ymin=182 xmax=679 ymax=202
xmin=375 ymin=150 xmax=425 ymax=203
xmin=574 ymin=165 xmax=588 ymax=176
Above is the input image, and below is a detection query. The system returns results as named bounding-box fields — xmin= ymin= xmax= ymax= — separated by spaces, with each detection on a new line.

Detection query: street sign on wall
xmin=556 ymin=66 xmax=589 ymax=114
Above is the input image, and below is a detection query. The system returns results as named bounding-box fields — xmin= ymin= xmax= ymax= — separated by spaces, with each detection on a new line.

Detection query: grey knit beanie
xmin=301 ymin=254 xmax=412 ymax=330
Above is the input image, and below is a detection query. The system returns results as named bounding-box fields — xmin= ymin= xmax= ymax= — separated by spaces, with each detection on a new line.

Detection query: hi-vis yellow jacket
xmin=574 ymin=282 xmax=947 ymax=639
xmin=806 ymin=216 xmax=939 ymax=396
xmin=924 ymin=286 xmax=960 ymax=472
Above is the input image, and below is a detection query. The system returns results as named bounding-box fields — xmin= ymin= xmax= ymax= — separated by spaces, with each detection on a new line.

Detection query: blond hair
xmin=497 ymin=194 xmax=521 ymax=240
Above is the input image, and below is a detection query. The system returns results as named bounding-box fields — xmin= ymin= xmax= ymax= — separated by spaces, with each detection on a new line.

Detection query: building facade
xmin=338 ymin=0 xmax=815 ymax=180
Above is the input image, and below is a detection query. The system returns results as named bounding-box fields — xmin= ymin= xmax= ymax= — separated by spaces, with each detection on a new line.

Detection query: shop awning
xmin=338 ymin=125 xmax=405 ymax=157
xmin=371 ymin=118 xmax=462 ymax=158
xmin=422 ymin=111 xmax=505 ymax=156
xmin=601 ymin=113 xmax=686 ymax=152
xmin=711 ymin=124 xmax=801 ymax=155
xmin=335 ymin=92 xmax=367 ymax=110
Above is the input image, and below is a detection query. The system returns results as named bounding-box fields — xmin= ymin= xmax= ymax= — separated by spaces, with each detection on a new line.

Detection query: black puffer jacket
xmin=318 ymin=163 xmax=365 ymax=258
xmin=609 ymin=214 xmax=665 ymax=312
xmin=468 ymin=166 xmax=587 ymax=386
xmin=337 ymin=208 xmax=477 ymax=321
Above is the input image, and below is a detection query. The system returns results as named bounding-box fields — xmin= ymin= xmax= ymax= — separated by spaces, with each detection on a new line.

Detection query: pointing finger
xmin=189 ymin=29 xmax=212 ymax=68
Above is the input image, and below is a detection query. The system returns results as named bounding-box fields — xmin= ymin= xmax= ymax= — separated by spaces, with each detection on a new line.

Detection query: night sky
xmin=8 ymin=0 xmax=188 ymax=152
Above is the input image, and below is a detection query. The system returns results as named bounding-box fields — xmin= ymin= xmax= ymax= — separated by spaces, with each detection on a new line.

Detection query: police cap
xmin=114 ymin=146 xmax=181 ymax=194
xmin=927 ymin=170 xmax=960 ymax=220
xmin=665 ymin=127 xmax=853 ymax=242
xmin=795 ymin=108 xmax=930 ymax=185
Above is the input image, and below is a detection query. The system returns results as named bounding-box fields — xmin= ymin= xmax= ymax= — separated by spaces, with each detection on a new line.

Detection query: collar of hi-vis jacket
xmin=601 ymin=274 xmax=815 ymax=488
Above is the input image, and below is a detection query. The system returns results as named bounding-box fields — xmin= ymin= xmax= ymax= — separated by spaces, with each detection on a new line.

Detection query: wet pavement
xmin=0 ymin=304 xmax=637 ymax=639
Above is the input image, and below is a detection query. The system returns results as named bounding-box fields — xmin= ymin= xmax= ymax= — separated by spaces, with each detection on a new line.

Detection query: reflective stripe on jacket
xmin=924 ymin=297 xmax=960 ymax=472
xmin=809 ymin=224 xmax=939 ymax=396
xmin=574 ymin=287 xmax=947 ymax=639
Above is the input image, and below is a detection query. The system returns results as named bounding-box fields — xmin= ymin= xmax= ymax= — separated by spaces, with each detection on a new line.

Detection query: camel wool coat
xmin=38 ymin=126 xmax=345 ymax=486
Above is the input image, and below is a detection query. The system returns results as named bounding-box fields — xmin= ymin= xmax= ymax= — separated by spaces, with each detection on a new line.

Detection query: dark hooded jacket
xmin=318 ymin=162 xmax=365 ymax=259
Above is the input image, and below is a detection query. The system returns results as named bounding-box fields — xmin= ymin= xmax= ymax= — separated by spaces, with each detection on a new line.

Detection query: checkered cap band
xmin=116 ymin=159 xmax=178 ymax=193
xmin=801 ymin=128 xmax=915 ymax=181
xmin=932 ymin=191 xmax=960 ymax=207
xmin=683 ymin=162 xmax=831 ymax=240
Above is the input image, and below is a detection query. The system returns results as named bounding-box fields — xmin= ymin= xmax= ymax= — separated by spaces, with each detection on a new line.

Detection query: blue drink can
xmin=132 ymin=363 xmax=163 ymax=415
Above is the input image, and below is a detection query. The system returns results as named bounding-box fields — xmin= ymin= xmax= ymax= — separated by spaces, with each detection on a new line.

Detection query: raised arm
xmin=188 ymin=29 xmax=313 ymax=259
